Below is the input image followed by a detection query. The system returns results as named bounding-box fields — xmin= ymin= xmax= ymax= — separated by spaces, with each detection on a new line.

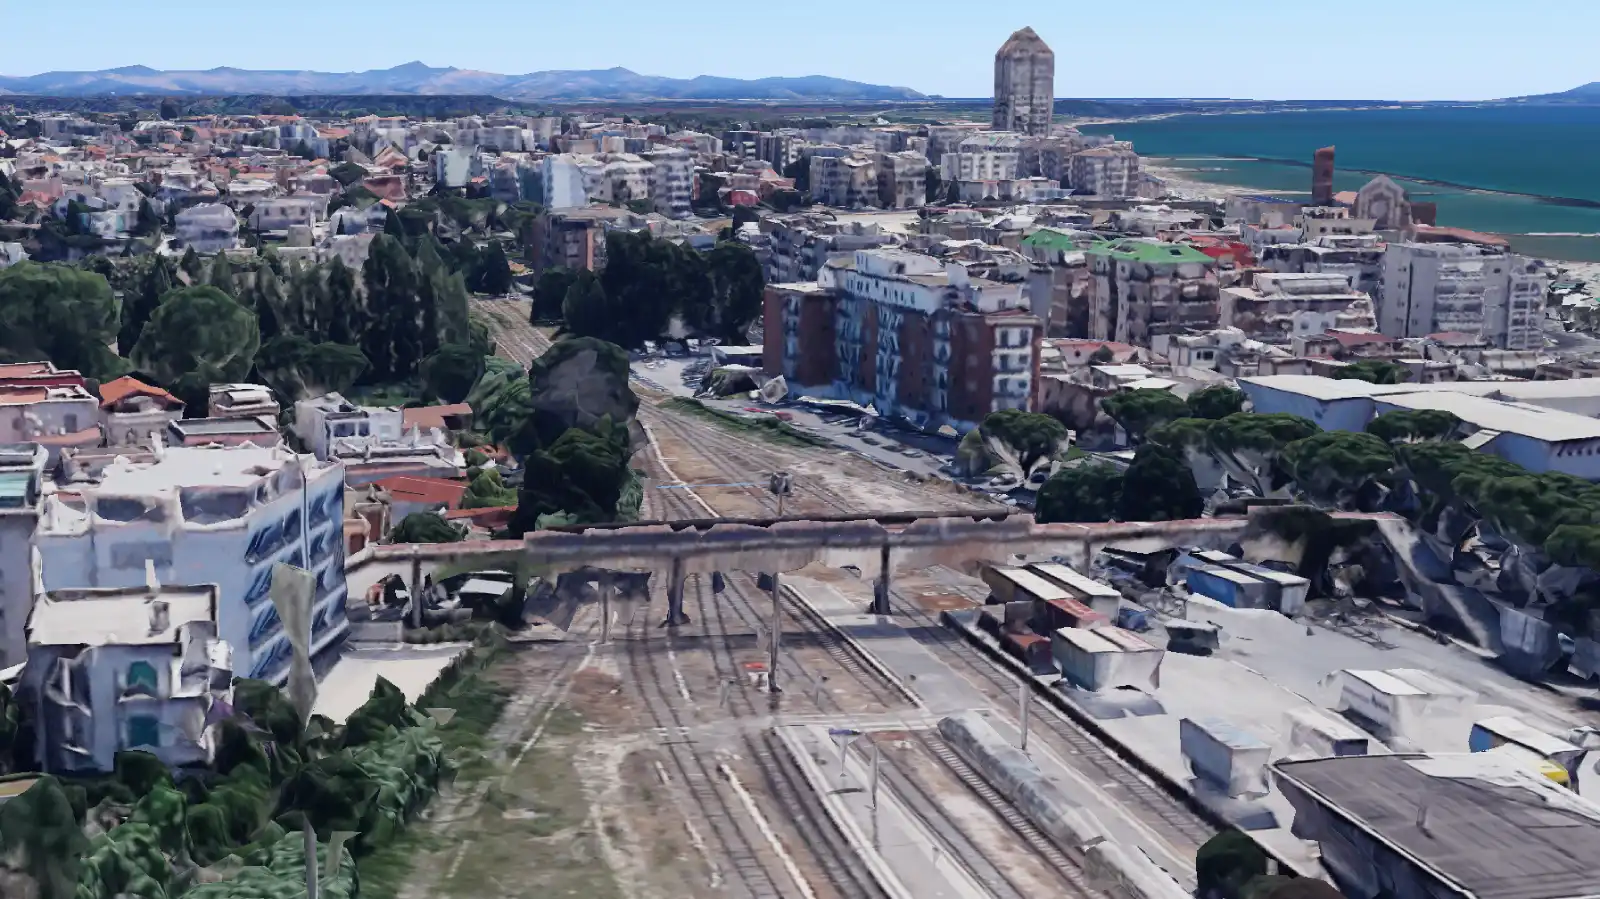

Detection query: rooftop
xmin=1374 ymin=391 xmax=1600 ymax=445
xmin=99 ymin=376 xmax=183 ymax=410
xmin=30 ymin=583 xmax=217 ymax=647
xmin=1275 ymin=753 xmax=1600 ymax=899
xmin=373 ymin=475 xmax=468 ymax=508
xmin=1085 ymin=239 xmax=1215 ymax=265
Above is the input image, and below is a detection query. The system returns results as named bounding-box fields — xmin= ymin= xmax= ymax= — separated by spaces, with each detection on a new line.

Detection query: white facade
xmin=0 ymin=445 xmax=46 ymax=668
xmin=642 ymin=148 xmax=694 ymax=218
xmin=1068 ymin=147 xmax=1142 ymax=198
xmin=942 ymin=133 xmax=1021 ymax=183
xmin=22 ymin=582 xmax=232 ymax=774
xmin=34 ymin=446 xmax=349 ymax=685
xmin=1380 ymin=243 xmax=1544 ymax=348
xmin=542 ymin=154 xmax=591 ymax=208
xmin=292 ymin=393 xmax=406 ymax=461
xmin=432 ymin=147 xmax=481 ymax=189
xmin=876 ymin=151 xmax=928 ymax=210
xmin=1221 ymin=272 xmax=1376 ymax=343
xmin=174 ymin=203 xmax=240 ymax=254
xmin=249 ymin=196 xmax=325 ymax=232
xmin=811 ymin=155 xmax=877 ymax=208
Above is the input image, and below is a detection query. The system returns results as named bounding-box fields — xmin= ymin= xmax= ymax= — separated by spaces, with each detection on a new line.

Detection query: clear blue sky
xmin=6 ymin=0 xmax=1596 ymax=101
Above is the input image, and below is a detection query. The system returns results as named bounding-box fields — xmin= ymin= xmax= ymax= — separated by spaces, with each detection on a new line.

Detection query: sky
xmin=5 ymin=0 xmax=1598 ymax=101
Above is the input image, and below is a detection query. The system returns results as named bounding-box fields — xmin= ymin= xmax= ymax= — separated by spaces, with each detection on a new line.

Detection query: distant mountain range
xmin=0 ymin=62 xmax=927 ymax=101
xmin=1505 ymin=82 xmax=1600 ymax=104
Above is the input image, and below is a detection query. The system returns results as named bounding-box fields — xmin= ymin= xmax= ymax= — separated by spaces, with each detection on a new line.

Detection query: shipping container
xmin=1164 ymin=619 xmax=1220 ymax=654
xmin=1285 ymin=706 xmax=1372 ymax=758
xmin=1385 ymin=668 xmax=1477 ymax=715
xmin=1034 ymin=596 xmax=1110 ymax=635
xmin=981 ymin=564 xmax=1071 ymax=606
xmin=1027 ymin=562 xmax=1123 ymax=619
xmin=1116 ymin=606 xmax=1151 ymax=632
xmin=1051 ymin=626 xmax=1159 ymax=691
xmin=1004 ymin=600 xmax=1035 ymax=630
xmin=1179 ymin=717 xmax=1271 ymax=797
xmin=1001 ymin=631 xmax=1058 ymax=675
xmin=978 ymin=608 xmax=1004 ymax=638
xmin=1327 ymin=669 xmax=1435 ymax=738
xmin=1185 ymin=565 xmax=1274 ymax=610
xmin=1470 ymin=716 xmax=1584 ymax=785
xmin=1171 ymin=549 xmax=1239 ymax=581
xmin=1223 ymin=563 xmax=1310 ymax=616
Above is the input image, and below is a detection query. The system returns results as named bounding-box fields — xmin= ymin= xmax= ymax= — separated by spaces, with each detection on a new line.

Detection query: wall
xmin=1238 ymin=383 xmax=1376 ymax=433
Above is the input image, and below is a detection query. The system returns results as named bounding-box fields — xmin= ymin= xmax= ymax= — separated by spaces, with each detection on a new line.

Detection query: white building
xmin=100 ymin=377 xmax=186 ymax=448
xmin=876 ymin=151 xmax=928 ymax=210
xmin=1355 ymin=175 xmax=1410 ymax=231
xmin=941 ymin=133 xmax=1021 ymax=183
xmin=542 ymin=154 xmax=592 ymax=208
xmin=1068 ymin=147 xmax=1142 ymax=198
xmin=21 ymin=579 xmax=233 ymax=774
xmin=642 ymin=148 xmax=694 ymax=218
xmin=810 ymin=155 xmax=877 ymax=208
xmin=0 ymin=445 xmax=46 ymax=668
xmin=1380 ymin=243 xmax=1545 ymax=349
xmin=174 ymin=203 xmax=240 ymax=254
xmin=1221 ymin=272 xmax=1376 ymax=343
xmin=292 ymin=393 xmax=407 ymax=461
xmin=431 ymin=147 xmax=481 ymax=189
xmin=591 ymin=155 xmax=654 ymax=206
xmin=34 ymin=445 xmax=348 ymax=685
xmin=249 ymin=196 xmax=325 ymax=233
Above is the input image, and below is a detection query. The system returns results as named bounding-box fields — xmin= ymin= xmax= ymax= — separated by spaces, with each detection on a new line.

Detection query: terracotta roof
xmin=402 ymin=403 xmax=473 ymax=432
xmin=372 ymin=475 xmax=468 ymax=509
xmin=0 ymin=363 xmax=52 ymax=376
xmin=98 ymin=375 xmax=183 ymax=410
xmin=0 ymin=387 xmax=48 ymax=406
xmin=444 ymin=505 xmax=516 ymax=529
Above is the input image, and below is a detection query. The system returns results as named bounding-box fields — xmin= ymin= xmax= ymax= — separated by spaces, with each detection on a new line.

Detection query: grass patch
xmin=662 ymin=397 xmax=831 ymax=449
xmin=358 ymin=827 xmax=439 ymax=899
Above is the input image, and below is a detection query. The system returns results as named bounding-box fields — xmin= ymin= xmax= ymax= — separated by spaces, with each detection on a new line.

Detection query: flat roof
xmin=1028 ymin=562 xmax=1122 ymax=598
xmin=30 ymin=585 xmax=216 ymax=646
xmin=1228 ymin=562 xmax=1311 ymax=587
xmin=1274 ymin=754 xmax=1600 ymax=899
xmin=1241 ymin=374 xmax=1413 ymax=402
xmin=1473 ymin=716 xmax=1582 ymax=758
xmin=1374 ymin=391 xmax=1600 ymax=444
xmin=1343 ymin=668 xmax=1427 ymax=696
xmin=988 ymin=566 xmax=1073 ymax=601
xmin=171 ymin=416 xmax=276 ymax=434
xmin=1191 ymin=564 xmax=1266 ymax=587
xmin=1054 ymin=626 xmax=1120 ymax=653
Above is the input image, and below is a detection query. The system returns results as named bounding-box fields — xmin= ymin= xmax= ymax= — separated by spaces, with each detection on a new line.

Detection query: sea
xmin=1080 ymin=106 xmax=1600 ymax=262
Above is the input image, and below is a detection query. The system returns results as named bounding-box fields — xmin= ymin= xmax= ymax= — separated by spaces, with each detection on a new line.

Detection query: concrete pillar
xmin=871 ymin=544 xmax=893 ymax=616
xmin=599 ymin=571 xmax=614 ymax=644
xmin=768 ymin=571 xmax=782 ymax=693
xmin=662 ymin=556 xmax=689 ymax=627
xmin=409 ymin=556 xmax=424 ymax=630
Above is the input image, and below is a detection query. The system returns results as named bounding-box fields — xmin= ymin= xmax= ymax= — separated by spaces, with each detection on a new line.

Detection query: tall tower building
xmin=1312 ymin=146 xmax=1336 ymax=206
xmin=993 ymin=27 xmax=1055 ymax=136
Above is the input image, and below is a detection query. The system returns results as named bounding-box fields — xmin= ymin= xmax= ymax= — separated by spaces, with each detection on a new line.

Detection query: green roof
xmin=1084 ymin=239 xmax=1214 ymax=265
xmin=1023 ymin=228 xmax=1082 ymax=251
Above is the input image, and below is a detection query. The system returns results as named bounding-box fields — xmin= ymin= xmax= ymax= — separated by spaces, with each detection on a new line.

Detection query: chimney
xmin=149 ymin=599 xmax=171 ymax=635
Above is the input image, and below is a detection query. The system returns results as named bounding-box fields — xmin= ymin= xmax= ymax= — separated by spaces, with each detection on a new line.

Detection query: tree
xmin=1119 ymin=444 xmax=1204 ymax=521
xmin=207 ymin=253 xmax=237 ymax=300
xmin=979 ymin=410 xmax=1068 ymax=476
xmin=1035 ymin=463 xmax=1124 ymax=524
xmin=561 ymin=270 xmax=617 ymax=342
xmin=159 ymin=98 xmax=180 ymax=120
xmin=1101 ymin=389 xmax=1190 ymax=444
xmin=1196 ymin=831 xmax=1268 ymax=899
xmin=1197 ymin=412 xmax=1320 ymax=497
xmin=361 ymin=233 xmax=423 ymax=381
xmin=702 ymin=242 xmax=765 ymax=344
xmin=292 ymin=139 xmax=315 ymax=160
xmin=383 ymin=207 xmax=405 ymax=239
xmin=0 ymin=262 xmax=124 ymax=378
xmin=131 ymin=286 xmax=261 ymax=405
xmin=1366 ymin=409 xmax=1464 ymax=444
xmin=475 ymin=241 xmax=514 ymax=296
xmin=523 ymin=336 xmax=639 ymax=453
xmin=1186 ymin=385 xmax=1246 ymax=420
xmin=419 ymin=343 xmax=485 ymax=404
xmin=532 ymin=267 xmax=577 ymax=324
xmin=132 ymin=198 xmax=161 ymax=238
xmin=389 ymin=512 xmax=466 ymax=543
xmin=254 ymin=334 xmax=370 ymax=401
xmin=1283 ymin=431 xmax=1396 ymax=509
xmin=1332 ymin=359 xmax=1409 ymax=384
xmin=324 ymin=255 xmax=362 ymax=346
xmin=511 ymin=420 xmax=634 ymax=531
xmin=118 ymin=255 xmax=173 ymax=356
xmin=330 ymin=161 xmax=368 ymax=187
xmin=1088 ymin=345 xmax=1115 ymax=364
xmin=0 ymin=776 xmax=89 ymax=899
xmin=924 ymin=166 xmax=941 ymax=203
xmin=461 ymin=468 xmax=518 ymax=509
xmin=179 ymin=246 xmax=203 ymax=281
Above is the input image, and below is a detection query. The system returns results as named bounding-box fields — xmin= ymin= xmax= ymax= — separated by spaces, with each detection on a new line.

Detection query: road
xmin=457 ymin=296 xmax=1216 ymax=897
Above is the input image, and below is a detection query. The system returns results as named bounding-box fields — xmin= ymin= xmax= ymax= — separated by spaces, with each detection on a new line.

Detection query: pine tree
xmin=477 ymin=241 xmax=514 ymax=296
xmin=179 ymin=246 xmax=203 ymax=280
xmin=119 ymin=256 xmax=173 ymax=356
xmin=207 ymin=251 xmax=235 ymax=297
xmin=325 ymin=255 xmax=361 ymax=347
xmin=361 ymin=234 xmax=422 ymax=381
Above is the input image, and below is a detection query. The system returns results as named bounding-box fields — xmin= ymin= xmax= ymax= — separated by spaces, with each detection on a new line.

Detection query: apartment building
xmin=174 ymin=203 xmax=240 ymax=254
xmin=810 ymin=155 xmax=877 ymax=208
xmin=22 ymin=580 xmax=233 ymax=774
xmin=642 ymin=148 xmax=694 ymax=218
xmin=591 ymin=154 xmax=655 ymax=205
xmin=1380 ymin=243 xmax=1546 ymax=350
xmin=0 ymin=444 xmax=46 ymax=668
xmin=1022 ymin=228 xmax=1094 ymax=337
xmin=1220 ymin=272 xmax=1376 ymax=344
xmin=1085 ymin=240 xmax=1220 ymax=345
xmin=528 ymin=206 xmax=633 ymax=272
xmin=762 ymin=213 xmax=900 ymax=283
xmin=34 ymin=445 xmax=349 ymax=685
xmin=1259 ymin=234 xmax=1386 ymax=297
xmin=100 ymin=376 xmax=185 ymax=448
xmin=1068 ymin=147 xmax=1142 ymax=198
xmin=876 ymin=151 xmax=927 ymax=210
xmin=0 ymin=383 xmax=101 ymax=462
xmin=249 ymin=196 xmax=325 ymax=233
xmin=765 ymin=249 xmax=1041 ymax=430
xmin=941 ymin=133 xmax=1021 ymax=183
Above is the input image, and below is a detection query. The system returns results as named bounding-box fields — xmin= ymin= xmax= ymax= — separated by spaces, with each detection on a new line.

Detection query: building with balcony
xmin=0 ymin=384 xmax=101 ymax=463
xmin=1068 ymin=147 xmax=1142 ymax=198
xmin=21 ymin=579 xmax=233 ymax=774
xmin=527 ymin=206 xmax=634 ymax=273
xmin=762 ymin=213 xmax=900 ymax=284
xmin=0 ymin=444 xmax=46 ymax=668
xmin=248 ymin=196 xmax=325 ymax=233
xmin=34 ymin=445 xmax=348 ymax=685
xmin=642 ymin=148 xmax=694 ymax=218
xmin=876 ymin=151 xmax=928 ymax=210
xmin=941 ymin=133 xmax=1021 ymax=183
xmin=1221 ymin=272 xmax=1376 ymax=344
xmin=1259 ymin=234 xmax=1386 ymax=297
xmin=1085 ymin=240 xmax=1220 ymax=345
xmin=173 ymin=203 xmax=240 ymax=254
xmin=766 ymin=249 xmax=1040 ymax=430
xmin=810 ymin=155 xmax=878 ymax=209
xmin=207 ymin=384 xmax=280 ymax=421
xmin=1380 ymin=242 xmax=1546 ymax=349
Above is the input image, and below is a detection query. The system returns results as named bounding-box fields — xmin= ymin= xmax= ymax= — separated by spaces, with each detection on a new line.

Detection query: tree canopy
xmin=0 ymin=261 xmax=124 ymax=379
xmin=1186 ymin=385 xmax=1247 ymax=420
xmin=389 ymin=512 xmax=466 ymax=543
xmin=131 ymin=285 xmax=261 ymax=395
xmin=979 ymin=410 xmax=1068 ymax=475
xmin=1283 ymin=431 xmax=1397 ymax=507
xmin=1119 ymin=444 xmax=1204 ymax=521
xmin=1101 ymin=389 xmax=1189 ymax=444
xmin=531 ymin=267 xmax=577 ymax=324
xmin=1366 ymin=409 xmax=1464 ymax=444
xmin=1035 ymin=463 xmax=1123 ymax=524
xmin=1333 ymin=359 xmax=1409 ymax=384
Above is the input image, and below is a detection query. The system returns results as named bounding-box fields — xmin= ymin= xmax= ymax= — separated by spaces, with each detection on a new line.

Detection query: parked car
xmin=861 ymin=436 xmax=881 ymax=446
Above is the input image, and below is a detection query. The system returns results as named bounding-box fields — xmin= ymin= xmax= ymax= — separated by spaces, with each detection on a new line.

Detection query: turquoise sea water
xmin=1081 ymin=107 xmax=1600 ymax=261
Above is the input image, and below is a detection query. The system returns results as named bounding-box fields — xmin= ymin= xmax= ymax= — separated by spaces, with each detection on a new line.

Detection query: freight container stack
xmin=1179 ymin=717 xmax=1272 ymax=798
xmin=1051 ymin=626 xmax=1163 ymax=691
xmin=1028 ymin=562 xmax=1123 ymax=619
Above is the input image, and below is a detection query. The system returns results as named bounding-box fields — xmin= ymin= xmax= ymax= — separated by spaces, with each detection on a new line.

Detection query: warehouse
xmin=1274 ymin=753 xmax=1600 ymax=899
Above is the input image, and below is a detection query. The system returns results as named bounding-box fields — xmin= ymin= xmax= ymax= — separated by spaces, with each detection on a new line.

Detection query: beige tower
xmin=993 ymin=26 xmax=1055 ymax=136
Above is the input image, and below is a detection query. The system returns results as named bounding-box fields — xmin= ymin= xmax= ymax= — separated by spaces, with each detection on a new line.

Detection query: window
xmin=126 ymin=661 xmax=159 ymax=696
xmin=127 ymin=715 xmax=160 ymax=749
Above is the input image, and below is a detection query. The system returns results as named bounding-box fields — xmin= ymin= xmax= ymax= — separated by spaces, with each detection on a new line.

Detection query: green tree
xmin=1088 ymin=345 xmax=1115 ymax=364
xmin=532 ymin=267 xmax=577 ymax=324
xmin=324 ymin=255 xmax=362 ymax=346
xmin=512 ymin=420 xmax=634 ymax=530
xmin=1035 ymin=463 xmax=1124 ymax=524
xmin=131 ymin=286 xmax=261 ymax=406
xmin=255 ymin=334 xmax=370 ymax=401
xmin=118 ymin=255 xmax=173 ymax=356
xmin=383 ymin=207 xmax=405 ymax=239
xmin=0 ymin=261 xmax=124 ymax=378
xmin=330 ymin=161 xmax=368 ymax=187
xmin=361 ymin=233 xmax=423 ymax=381
xmin=462 ymin=468 xmax=518 ymax=509
xmin=523 ymin=336 xmax=639 ymax=452
xmin=1203 ymin=412 xmax=1320 ymax=497
xmin=1186 ymin=385 xmax=1247 ymax=420
xmin=389 ymin=512 xmax=466 ymax=543
xmin=1196 ymin=831 xmax=1268 ymax=899
xmin=159 ymin=98 xmax=180 ymax=120
xmin=0 ymin=775 xmax=89 ymax=899
xmin=702 ymin=241 xmax=765 ymax=344
xmin=132 ymin=198 xmax=161 ymax=237
xmin=419 ymin=343 xmax=486 ymax=404
xmin=292 ymin=139 xmax=315 ymax=160
xmin=475 ymin=241 xmax=514 ymax=296
xmin=979 ymin=409 xmax=1068 ymax=475
xmin=179 ymin=245 xmax=203 ymax=280
xmin=1101 ymin=389 xmax=1190 ymax=444
xmin=1283 ymin=431 xmax=1397 ymax=508
xmin=561 ymin=269 xmax=616 ymax=342
xmin=207 ymin=250 xmax=236 ymax=296
xmin=1119 ymin=443 xmax=1204 ymax=521
xmin=1366 ymin=409 xmax=1464 ymax=444
xmin=1332 ymin=359 xmax=1409 ymax=384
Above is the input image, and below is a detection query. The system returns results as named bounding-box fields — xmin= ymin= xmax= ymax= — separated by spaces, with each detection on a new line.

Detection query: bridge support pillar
xmin=598 ymin=571 xmax=614 ymax=644
xmin=767 ymin=571 xmax=782 ymax=694
xmin=871 ymin=544 xmax=893 ymax=616
xmin=662 ymin=556 xmax=689 ymax=627
xmin=409 ymin=556 xmax=424 ymax=630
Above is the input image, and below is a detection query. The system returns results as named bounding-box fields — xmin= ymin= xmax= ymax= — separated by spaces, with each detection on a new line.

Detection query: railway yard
xmin=417 ymin=297 xmax=1228 ymax=899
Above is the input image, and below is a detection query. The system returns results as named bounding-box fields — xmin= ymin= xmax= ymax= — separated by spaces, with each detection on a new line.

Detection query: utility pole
xmin=303 ymin=820 xmax=319 ymax=899
xmin=869 ymin=742 xmax=881 ymax=811
xmin=770 ymin=470 xmax=793 ymax=519
xmin=1018 ymin=681 xmax=1031 ymax=753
